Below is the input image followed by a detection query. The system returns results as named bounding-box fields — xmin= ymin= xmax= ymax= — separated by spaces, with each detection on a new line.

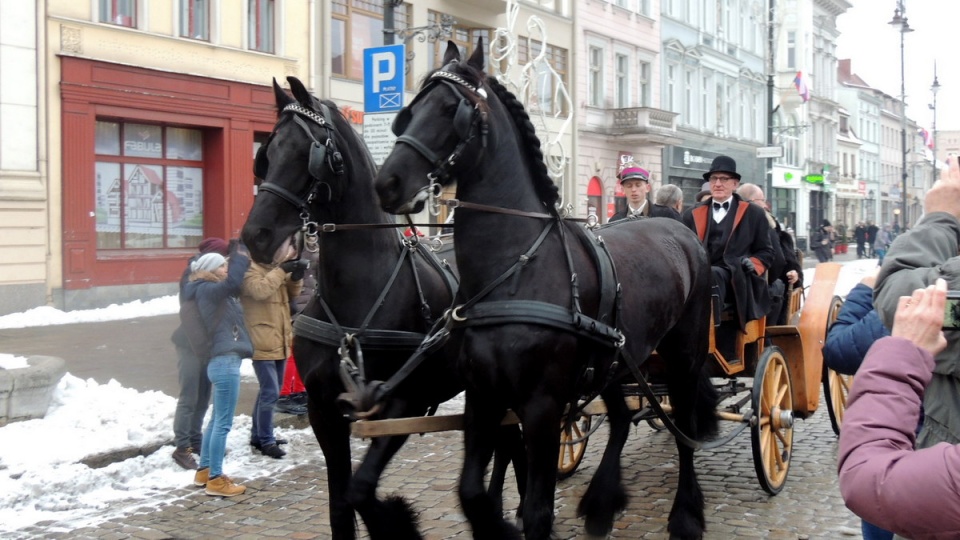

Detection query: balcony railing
xmin=611 ymin=107 xmax=678 ymax=130
xmin=585 ymin=106 xmax=680 ymax=145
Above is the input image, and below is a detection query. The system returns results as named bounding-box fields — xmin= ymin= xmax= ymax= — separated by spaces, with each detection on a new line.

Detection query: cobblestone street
xmin=19 ymin=392 xmax=860 ymax=540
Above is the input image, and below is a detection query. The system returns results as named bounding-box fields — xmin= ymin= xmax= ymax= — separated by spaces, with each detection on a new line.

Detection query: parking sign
xmin=363 ymin=45 xmax=405 ymax=113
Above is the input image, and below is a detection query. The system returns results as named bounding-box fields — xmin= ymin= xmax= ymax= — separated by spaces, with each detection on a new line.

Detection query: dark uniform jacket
xmin=648 ymin=204 xmax=682 ymax=221
xmin=682 ymin=194 xmax=775 ymax=329
xmin=609 ymin=199 xmax=650 ymax=222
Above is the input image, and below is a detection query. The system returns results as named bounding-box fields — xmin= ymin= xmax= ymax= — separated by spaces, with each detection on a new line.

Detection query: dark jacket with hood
xmin=182 ymin=253 xmax=254 ymax=359
xmin=822 ymin=283 xmax=890 ymax=375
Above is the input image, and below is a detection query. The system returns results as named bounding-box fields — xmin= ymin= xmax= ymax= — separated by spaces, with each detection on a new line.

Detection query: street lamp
xmin=931 ymin=63 xmax=941 ymax=184
xmin=889 ymin=2 xmax=913 ymax=227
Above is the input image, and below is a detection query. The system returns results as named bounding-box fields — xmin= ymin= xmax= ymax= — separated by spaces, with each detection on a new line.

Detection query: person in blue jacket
xmin=823 ymin=272 xmax=890 ymax=375
xmin=822 ymin=270 xmax=893 ymax=540
xmin=182 ymin=244 xmax=253 ymax=497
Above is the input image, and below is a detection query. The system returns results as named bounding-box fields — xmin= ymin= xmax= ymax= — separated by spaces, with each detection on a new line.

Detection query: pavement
xmin=0 ymin=244 xmax=869 ymax=539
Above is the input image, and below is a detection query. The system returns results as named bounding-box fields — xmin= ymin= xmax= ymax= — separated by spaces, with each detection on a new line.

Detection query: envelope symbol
xmin=380 ymin=93 xmax=401 ymax=108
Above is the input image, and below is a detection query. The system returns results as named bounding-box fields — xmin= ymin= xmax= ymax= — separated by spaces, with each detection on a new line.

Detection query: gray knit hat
xmin=191 ymin=253 xmax=226 ymax=274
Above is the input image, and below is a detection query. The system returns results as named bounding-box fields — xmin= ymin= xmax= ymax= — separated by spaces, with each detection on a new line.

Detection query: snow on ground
xmin=0 ymin=258 xmax=879 ymax=533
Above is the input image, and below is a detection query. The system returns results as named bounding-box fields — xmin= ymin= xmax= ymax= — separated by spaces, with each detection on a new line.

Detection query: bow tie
xmin=713 ymin=201 xmax=730 ymax=211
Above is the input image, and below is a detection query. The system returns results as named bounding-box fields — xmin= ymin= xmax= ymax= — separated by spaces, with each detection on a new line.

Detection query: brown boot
xmin=205 ymin=474 xmax=245 ymax=497
xmin=173 ymin=447 xmax=198 ymax=470
xmin=193 ymin=467 xmax=209 ymax=487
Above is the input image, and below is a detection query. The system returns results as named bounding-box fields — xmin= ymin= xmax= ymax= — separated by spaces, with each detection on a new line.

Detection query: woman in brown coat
xmin=241 ymin=242 xmax=304 ymax=458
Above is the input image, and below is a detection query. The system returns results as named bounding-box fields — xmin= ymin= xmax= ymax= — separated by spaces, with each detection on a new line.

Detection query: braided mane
xmin=484 ymin=76 xmax=560 ymax=213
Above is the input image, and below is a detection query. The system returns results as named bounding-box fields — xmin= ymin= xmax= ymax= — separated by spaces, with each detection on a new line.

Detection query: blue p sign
xmin=364 ymin=44 xmax=405 ymax=113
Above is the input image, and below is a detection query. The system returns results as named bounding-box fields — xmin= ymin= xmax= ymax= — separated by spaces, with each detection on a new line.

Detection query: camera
xmin=944 ymin=291 xmax=960 ymax=330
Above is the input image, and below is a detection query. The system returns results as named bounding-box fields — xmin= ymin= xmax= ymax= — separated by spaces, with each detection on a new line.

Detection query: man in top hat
xmin=682 ymin=155 xmax=774 ymax=330
xmin=609 ymin=160 xmax=652 ymax=222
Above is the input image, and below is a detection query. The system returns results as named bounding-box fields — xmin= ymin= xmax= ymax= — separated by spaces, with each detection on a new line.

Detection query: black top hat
xmin=702 ymin=155 xmax=742 ymax=182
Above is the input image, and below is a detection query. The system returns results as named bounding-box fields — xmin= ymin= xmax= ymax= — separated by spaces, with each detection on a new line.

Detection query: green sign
xmin=803 ymin=174 xmax=824 ymax=185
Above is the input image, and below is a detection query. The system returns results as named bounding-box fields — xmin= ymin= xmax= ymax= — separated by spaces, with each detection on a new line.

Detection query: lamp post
xmin=931 ymin=63 xmax=941 ymax=184
xmin=889 ymin=2 xmax=913 ymax=228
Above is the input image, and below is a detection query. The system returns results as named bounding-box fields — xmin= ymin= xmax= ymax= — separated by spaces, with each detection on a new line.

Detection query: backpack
xmin=179 ymin=298 xmax=226 ymax=360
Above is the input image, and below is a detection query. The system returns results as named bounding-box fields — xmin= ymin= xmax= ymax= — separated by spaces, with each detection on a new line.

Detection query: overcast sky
xmin=837 ymin=0 xmax=959 ymax=132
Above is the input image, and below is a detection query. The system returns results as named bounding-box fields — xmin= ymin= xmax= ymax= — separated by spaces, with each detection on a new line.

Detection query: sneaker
xmin=250 ymin=438 xmax=289 ymax=451
xmin=194 ymin=467 xmax=210 ymax=487
xmin=275 ymin=397 xmax=308 ymax=415
xmin=205 ymin=474 xmax=245 ymax=497
xmin=173 ymin=447 xmax=198 ymax=470
xmin=291 ymin=392 xmax=309 ymax=407
xmin=260 ymin=442 xmax=286 ymax=459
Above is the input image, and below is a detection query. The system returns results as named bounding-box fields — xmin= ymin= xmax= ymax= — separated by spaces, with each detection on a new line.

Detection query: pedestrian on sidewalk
xmin=854 ymin=222 xmax=867 ymax=259
xmin=874 ymin=225 xmax=892 ymax=266
xmin=170 ymin=237 xmax=230 ymax=470
xmin=185 ymin=245 xmax=252 ymax=497
xmin=276 ymin=248 xmax=318 ymax=416
xmin=241 ymin=240 xmax=305 ymax=458
xmin=813 ymin=219 xmax=834 ymax=263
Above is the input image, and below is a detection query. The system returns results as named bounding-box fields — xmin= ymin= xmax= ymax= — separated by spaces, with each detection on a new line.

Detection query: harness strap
xmin=454 ymin=300 xmax=623 ymax=347
xmin=457 ymin=220 xmax=556 ymax=313
xmin=293 ymin=315 xmax=427 ymax=350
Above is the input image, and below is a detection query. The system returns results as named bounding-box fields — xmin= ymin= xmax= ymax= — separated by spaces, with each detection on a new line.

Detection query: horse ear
xmin=467 ymin=36 xmax=485 ymax=72
xmin=286 ymin=76 xmax=314 ymax=107
xmin=441 ymin=40 xmax=461 ymax=65
xmin=272 ymin=77 xmax=294 ymax=110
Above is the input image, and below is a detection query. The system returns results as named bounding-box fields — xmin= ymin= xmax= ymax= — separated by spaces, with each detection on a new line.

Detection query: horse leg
xmin=459 ymin=392 xmax=522 ymax=540
xmin=659 ymin=296 xmax=719 ymax=540
xmin=516 ymin=394 xmax=564 ymax=540
xmin=308 ymin=397 xmax=357 ymax=540
xmin=487 ymin=423 xmax=526 ymax=523
xmin=348 ymin=431 xmax=423 ymax=540
xmin=577 ymin=383 xmax=630 ymax=538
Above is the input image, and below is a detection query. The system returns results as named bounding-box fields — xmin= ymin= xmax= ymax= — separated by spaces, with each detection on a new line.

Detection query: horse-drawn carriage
xmin=243 ymin=40 xmax=853 ymax=539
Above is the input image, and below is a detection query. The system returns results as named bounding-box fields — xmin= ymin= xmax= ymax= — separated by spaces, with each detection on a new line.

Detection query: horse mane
xmin=421 ymin=62 xmax=560 ymax=213
xmin=318 ymin=98 xmax=379 ymax=184
xmin=484 ymin=76 xmax=560 ymax=212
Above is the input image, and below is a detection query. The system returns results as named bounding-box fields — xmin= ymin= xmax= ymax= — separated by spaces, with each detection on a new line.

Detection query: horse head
xmin=242 ymin=76 xmax=377 ymax=265
xmin=375 ymin=40 xmax=492 ymax=215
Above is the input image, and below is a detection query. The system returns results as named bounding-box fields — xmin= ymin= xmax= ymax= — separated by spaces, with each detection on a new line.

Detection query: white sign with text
xmin=362 ymin=112 xmax=399 ymax=166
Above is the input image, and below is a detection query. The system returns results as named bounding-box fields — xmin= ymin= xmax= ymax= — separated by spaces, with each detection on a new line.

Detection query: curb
xmin=0 ymin=355 xmax=66 ymax=427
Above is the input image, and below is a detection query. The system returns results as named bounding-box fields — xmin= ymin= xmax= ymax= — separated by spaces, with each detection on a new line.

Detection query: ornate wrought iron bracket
xmin=384 ymin=14 xmax=457 ymax=74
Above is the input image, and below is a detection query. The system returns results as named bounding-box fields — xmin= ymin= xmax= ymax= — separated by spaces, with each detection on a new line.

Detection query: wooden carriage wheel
xmin=557 ymin=415 xmax=592 ymax=480
xmin=822 ymin=295 xmax=852 ymax=436
xmin=751 ymin=346 xmax=794 ymax=495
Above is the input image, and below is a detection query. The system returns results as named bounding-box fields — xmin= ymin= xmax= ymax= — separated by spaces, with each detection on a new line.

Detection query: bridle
xmin=391 ymin=67 xmax=489 ymax=216
xmin=254 ymin=102 xmax=346 ymax=251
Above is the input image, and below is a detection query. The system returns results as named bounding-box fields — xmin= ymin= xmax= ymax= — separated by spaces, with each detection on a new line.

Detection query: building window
xmin=180 ymin=0 xmax=210 ymax=41
xmin=518 ymin=38 xmax=569 ymax=116
xmin=95 ymin=121 xmax=205 ymax=250
xmin=683 ymin=69 xmax=693 ymax=124
xmin=638 ymin=61 xmax=650 ymax=107
xmin=332 ymin=0 xmax=410 ymax=80
xmin=248 ymin=0 xmax=275 ymax=53
xmin=666 ymin=64 xmax=676 ymax=112
xmin=100 ymin=0 xmax=136 ymax=28
xmin=588 ymin=46 xmax=603 ymax=107
xmin=615 ymin=54 xmax=629 ymax=108
xmin=771 ymin=187 xmax=796 ymax=231
xmin=787 ymin=31 xmax=796 ymax=69
xmin=430 ymin=13 xmax=490 ymax=70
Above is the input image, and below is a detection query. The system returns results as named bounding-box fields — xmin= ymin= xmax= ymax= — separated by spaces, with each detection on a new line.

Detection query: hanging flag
xmin=918 ymin=128 xmax=934 ymax=149
xmin=793 ymin=71 xmax=810 ymax=103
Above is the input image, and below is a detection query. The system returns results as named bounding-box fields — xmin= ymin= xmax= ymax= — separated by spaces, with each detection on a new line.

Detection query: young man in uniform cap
xmin=609 ymin=160 xmax=652 ymax=222
xmin=681 ymin=155 xmax=774 ymax=330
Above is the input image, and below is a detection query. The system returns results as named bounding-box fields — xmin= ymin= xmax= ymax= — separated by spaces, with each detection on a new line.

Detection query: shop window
xmin=331 ymin=0 xmax=410 ymax=80
xmin=100 ymin=0 xmax=137 ymax=28
xmin=180 ymin=0 xmax=210 ymax=41
xmin=248 ymin=0 xmax=275 ymax=53
xmin=94 ymin=121 xmax=205 ymax=250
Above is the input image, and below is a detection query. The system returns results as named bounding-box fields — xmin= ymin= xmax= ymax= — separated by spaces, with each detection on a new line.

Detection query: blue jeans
xmin=251 ymin=359 xmax=286 ymax=446
xmin=862 ymin=519 xmax=893 ymax=540
xmin=173 ymin=344 xmax=211 ymax=450
xmin=198 ymin=354 xmax=241 ymax=478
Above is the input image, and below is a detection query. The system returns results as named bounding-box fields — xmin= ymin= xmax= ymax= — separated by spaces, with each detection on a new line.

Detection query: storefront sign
xmin=671 ymin=146 xmax=721 ymax=172
xmin=803 ymin=174 xmax=824 ymax=185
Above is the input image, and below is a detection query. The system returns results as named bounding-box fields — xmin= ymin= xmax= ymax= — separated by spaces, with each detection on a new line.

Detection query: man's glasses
xmin=708 ymin=175 xmax=736 ymax=184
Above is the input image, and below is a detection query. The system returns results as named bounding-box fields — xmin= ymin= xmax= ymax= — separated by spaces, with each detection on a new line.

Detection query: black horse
xmin=241 ymin=77 xmax=524 ymax=540
xmin=375 ymin=42 xmax=720 ymax=540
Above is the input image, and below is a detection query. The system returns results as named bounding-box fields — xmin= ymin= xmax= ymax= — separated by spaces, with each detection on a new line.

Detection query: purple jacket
xmin=838 ymin=337 xmax=960 ymax=539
